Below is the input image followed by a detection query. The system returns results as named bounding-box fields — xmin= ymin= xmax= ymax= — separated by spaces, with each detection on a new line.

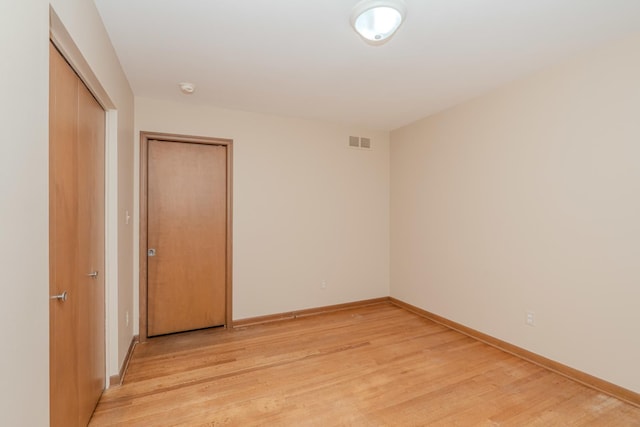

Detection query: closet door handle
xmin=50 ymin=291 xmax=68 ymax=302
xmin=87 ymin=271 xmax=99 ymax=279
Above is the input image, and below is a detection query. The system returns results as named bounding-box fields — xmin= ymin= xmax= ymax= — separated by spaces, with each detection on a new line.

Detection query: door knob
xmin=148 ymin=248 xmax=156 ymax=257
xmin=87 ymin=271 xmax=99 ymax=279
xmin=50 ymin=291 xmax=68 ymax=302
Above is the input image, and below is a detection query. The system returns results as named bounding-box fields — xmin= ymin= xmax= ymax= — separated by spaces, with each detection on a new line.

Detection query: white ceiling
xmin=94 ymin=0 xmax=640 ymax=131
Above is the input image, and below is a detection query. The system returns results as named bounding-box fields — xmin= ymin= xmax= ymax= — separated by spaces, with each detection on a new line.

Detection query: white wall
xmin=0 ymin=1 xmax=134 ymax=424
xmin=0 ymin=1 xmax=50 ymax=425
xmin=135 ymin=98 xmax=390 ymax=322
xmin=391 ymin=33 xmax=640 ymax=393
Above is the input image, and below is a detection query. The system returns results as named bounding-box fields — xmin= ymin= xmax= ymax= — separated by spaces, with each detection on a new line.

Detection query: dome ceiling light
xmin=179 ymin=82 xmax=196 ymax=94
xmin=350 ymin=0 xmax=406 ymax=45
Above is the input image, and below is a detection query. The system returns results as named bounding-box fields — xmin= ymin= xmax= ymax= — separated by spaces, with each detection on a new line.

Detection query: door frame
xmin=139 ymin=131 xmax=233 ymax=342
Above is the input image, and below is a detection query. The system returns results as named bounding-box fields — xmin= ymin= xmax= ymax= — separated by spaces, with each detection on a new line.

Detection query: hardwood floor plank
xmin=90 ymin=302 xmax=640 ymax=426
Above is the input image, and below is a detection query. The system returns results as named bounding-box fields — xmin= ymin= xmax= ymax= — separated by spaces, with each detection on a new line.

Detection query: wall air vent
xmin=348 ymin=136 xmax=372 ymax=150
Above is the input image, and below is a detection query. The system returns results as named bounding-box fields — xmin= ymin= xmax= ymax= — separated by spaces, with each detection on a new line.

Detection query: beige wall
xmin=391 ymin=34 xmax=640 ymax=393
xmin=0 ymin=1 xmax=134 ymax=424
xmin=0 ymin=1 xmax=50 ymax=424
xmin=2 ymin=2 xmax=635 ymax=424
xmin=135 ymin=98 xmax=390 ymax=321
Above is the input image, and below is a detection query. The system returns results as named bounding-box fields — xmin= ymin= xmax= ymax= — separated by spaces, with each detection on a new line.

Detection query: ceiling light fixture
xmin=350 ymin=0 xmax=406 ymax=45
xmin=179 ymin=82 xmax=196 ymax=94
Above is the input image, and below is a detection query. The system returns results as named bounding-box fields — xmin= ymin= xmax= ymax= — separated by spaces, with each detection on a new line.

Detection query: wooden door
xmin=49 ymin=42 xmax=80 ymax=427
xmin=49 ymin=42 xmax=105 ymax=427
xmin=147 ymin=140 xmax=227 ymax=336
xmin=76 ymin=68 xmax=106 ymax=423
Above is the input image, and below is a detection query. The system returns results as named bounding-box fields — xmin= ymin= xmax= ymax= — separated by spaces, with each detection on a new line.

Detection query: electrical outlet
xmin=525 ymin=310 xmax=535 ymax=326
xmin=321 ymin=280 xmax=327 ymax=289
xmin=126 ymin=311 xmax=130 ymax=327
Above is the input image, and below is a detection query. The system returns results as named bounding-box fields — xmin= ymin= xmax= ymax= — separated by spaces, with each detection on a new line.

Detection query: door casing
xmin=139 ymin=131 xmax=233 ymax=342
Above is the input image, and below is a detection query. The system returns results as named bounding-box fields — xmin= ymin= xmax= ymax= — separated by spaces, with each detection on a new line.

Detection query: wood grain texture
xmin=76 ymin=67 xmax=106 ymax=424
xmin=50 ymin=42 xmax=106 ymax=427
xmin=390 ymin=297 xmax=640 ymax=408
xmin=90 ymin=302 xmax=640 ymax=426
xmin=50 ymin=41 xmax=81 ymax=427
xmin=147 ymin=140 xmax=227 ymax=336
xmin=139 ymin=132 xmax=234 ymax=342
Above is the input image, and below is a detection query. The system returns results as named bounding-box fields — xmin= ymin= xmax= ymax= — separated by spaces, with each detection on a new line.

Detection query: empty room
xmin=2 ymin=0 xmax=640 ymax=425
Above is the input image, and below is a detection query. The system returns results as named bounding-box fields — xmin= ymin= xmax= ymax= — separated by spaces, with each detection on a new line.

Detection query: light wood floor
xmin=90 ymin=302 xmax=640 ymax=426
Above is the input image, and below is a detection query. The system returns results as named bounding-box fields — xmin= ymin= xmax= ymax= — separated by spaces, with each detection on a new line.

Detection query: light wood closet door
xmin=49 ymin=41 xmax=80 ymax=427
xmin=76 ymin=70 xmax=106 ymax=423
xmin=49 ymin=42 xmax=105 ymax=427
xmin=147 ymin=140 xmax=227 ymax=336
